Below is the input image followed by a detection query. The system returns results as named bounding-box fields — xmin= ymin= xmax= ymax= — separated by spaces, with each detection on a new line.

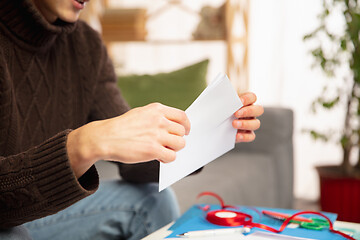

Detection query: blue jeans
xmin=0 ymin=181 xmax=180 ymax=240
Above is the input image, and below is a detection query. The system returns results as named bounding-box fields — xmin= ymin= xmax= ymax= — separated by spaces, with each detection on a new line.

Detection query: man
xmin=0 ymin=0 xmax=264 ymax=239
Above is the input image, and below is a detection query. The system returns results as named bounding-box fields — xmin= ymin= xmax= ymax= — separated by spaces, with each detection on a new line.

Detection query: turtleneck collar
xmin=0 ymin=0 xmax=77 ymax=50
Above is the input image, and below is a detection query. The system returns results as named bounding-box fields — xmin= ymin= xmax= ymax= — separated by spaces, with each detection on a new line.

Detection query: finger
xmin=233 ymin=118 xmax=261 ymax=131
xmin=160 ymin=132 xmax=186 ymax=152
xmin=234 ymin=105 xmax=264 ymax=119
xmin=165 ymin=118 xmax=186 ymax=136
xmin=238 ymin=92 xmax=257 ymax=106
xmin=236 ymin=130 xmax=256 ymax=143
xmin=158 ymin=147 xmax=176 ymax=163
xmin=161 ymin=105 xmax=191 ymax=135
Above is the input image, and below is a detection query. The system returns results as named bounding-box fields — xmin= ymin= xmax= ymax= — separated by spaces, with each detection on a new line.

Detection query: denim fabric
xmin=0 ymin=226 xmax=32 ymax=240
xmin=1 ymin=181 xmax=180 ymax=240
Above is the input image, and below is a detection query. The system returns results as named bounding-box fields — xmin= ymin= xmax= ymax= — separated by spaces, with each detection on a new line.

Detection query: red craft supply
xmin=206 ymin=209 xmax=253 ymax=227
xmin=196 ymin=191 xmax=355 ymax=240
xmin=262 ymin=210 xmax=312 ymax=223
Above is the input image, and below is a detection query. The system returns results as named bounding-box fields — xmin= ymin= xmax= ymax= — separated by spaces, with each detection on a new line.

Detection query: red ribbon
xmin=196 ymin=192 xmax=355 ymax=240
xmin=206 ymin=209 xmax=253 ymax=226
xmin=197 ymin=191 xmax=237 ymax=210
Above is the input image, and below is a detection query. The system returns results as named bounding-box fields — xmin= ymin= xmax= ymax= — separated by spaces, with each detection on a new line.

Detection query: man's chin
xmin=57 ymin=12 xmax=80 ymax=23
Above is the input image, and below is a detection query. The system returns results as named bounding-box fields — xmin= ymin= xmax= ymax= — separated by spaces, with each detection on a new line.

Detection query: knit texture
xmin=0 ymin=0 xmax=147 ymax=228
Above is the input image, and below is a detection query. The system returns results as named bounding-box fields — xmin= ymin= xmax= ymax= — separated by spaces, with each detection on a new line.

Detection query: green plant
xmin=304 ymin=0 xmax=360 ymax=175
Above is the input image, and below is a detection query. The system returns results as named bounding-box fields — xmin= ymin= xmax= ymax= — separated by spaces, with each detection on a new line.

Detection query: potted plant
xmin=304 ymin=0 xmax=360 ymax=222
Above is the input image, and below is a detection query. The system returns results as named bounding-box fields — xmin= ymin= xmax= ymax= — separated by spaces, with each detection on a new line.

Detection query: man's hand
xmin=67 ymin=103 xmax=190 ymax=178
xmin=233 ymin=92 xmax=264 ymax=143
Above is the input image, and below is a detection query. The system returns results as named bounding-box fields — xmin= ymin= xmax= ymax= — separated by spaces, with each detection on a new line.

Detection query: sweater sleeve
xmin=88 ymin=39 xmax=130 ymax=121
xmin=0 ymin=130 xmax=99 ymax=229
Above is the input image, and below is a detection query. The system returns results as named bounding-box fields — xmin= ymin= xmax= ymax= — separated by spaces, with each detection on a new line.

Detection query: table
xmin=142 ymin=221 xmax=360 ymax=240
xmin=142 ymin=223 xmax=173 ymax=240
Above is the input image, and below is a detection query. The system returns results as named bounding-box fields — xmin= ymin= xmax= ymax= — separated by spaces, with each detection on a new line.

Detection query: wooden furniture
xmin=101 ymin=8 xmax=147 ymax=42
xmin=100 ymin=0 xmax=250 ymax=92
xmin=225 ymin=0 xmax=249 ymax=92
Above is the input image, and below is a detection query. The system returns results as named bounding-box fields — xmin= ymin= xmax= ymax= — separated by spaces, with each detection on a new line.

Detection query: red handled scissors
xmin=262 ymin=210 xmax=329 ymax=230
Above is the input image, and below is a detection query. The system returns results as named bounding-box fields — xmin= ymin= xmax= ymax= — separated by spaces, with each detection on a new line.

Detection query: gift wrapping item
xmin=196 ymin=191 xmax=355 ymax=240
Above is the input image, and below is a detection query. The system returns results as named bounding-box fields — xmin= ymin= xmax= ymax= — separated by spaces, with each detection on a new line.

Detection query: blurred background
xmin=82 ymin=0 xmax=360 ymax=220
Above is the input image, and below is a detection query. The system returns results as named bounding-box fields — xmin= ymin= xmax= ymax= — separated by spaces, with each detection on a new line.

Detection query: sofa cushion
xmin=117 ymin=59 xmax=209 ymax=110
xmin=172 ymin=151 xmax=276 ymax=213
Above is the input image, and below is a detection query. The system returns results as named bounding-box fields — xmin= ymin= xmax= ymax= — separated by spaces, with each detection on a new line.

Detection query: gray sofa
xmin=95 ymin=107 xmax=294 ymax=213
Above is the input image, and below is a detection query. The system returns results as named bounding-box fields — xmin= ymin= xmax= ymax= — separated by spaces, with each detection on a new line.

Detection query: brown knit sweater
xmin=0 ymin=0 xmax=159 ymax=229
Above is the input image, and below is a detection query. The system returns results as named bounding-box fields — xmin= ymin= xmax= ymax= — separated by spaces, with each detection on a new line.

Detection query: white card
xmin=159 ymin=73 xmax=242 ymax=191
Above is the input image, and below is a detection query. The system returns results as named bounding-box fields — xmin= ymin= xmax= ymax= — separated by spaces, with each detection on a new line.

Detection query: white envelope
xmin=159 ymin=73 xmax=243 ymax=191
